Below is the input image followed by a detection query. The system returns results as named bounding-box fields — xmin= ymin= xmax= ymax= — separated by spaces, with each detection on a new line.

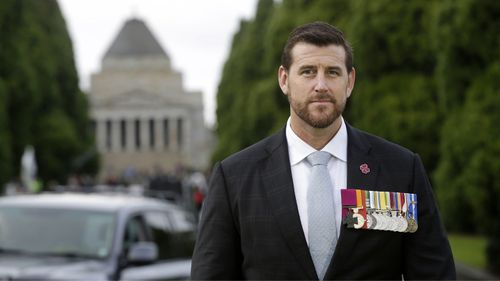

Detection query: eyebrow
xmin=326 ymin=66 xmax=343 ymax=73
xmin=297 ymin=65 xmax=316 ymax=71
xmin=297 ymin=65 xmax=344 ymax=73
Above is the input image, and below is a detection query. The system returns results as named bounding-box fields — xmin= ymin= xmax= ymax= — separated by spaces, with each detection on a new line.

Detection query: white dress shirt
xmin=286 ymin=117 xmax=348 ymax=245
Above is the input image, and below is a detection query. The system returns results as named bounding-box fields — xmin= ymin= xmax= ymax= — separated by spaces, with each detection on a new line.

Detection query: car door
xmin=119 ymin=210 xmax=192 ymax=281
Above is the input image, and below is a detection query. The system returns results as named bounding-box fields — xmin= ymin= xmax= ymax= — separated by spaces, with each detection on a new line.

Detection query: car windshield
xmin=0 ymin=206 xmax=115 ymax=259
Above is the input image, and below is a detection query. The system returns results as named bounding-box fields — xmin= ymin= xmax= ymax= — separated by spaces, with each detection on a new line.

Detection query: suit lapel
xmin=326 ymin=123 xmax=380 ymax=278
xmin=261 ymin=129 xmax=318 ymax=280
xmin=345 ymin=124 xmax=379 ymax=192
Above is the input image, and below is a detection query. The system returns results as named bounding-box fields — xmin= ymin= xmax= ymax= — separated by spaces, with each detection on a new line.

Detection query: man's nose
xmin=314 ymin=74 xmax=328 ymax=93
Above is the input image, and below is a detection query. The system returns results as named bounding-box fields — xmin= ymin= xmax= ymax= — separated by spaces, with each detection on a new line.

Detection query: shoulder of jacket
xmin=350 ymin=126 xmax=416 ymax=160
xmin=221 ymin=129 xmax=285 ymax=168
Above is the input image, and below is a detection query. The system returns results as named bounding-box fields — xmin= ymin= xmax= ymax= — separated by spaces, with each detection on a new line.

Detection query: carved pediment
xmin=96 ymin=89 xmax=166 ymax=108
xmin=92 ymin=88 xmax=202 ymax=110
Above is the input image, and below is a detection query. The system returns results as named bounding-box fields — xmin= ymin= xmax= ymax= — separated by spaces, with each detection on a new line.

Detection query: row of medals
xmin=344 ymin=193 xmax=418 ymax=233
xmin=364 ymin=209 xmax=418 ymax=233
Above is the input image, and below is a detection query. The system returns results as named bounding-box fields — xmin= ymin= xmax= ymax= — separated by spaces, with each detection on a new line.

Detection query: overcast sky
xmin=58 ymin=0 xmax=258 ymax=126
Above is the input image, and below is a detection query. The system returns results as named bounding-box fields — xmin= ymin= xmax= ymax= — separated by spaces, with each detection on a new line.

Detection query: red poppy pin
xmin=360 ymin=163 xmax=370 ymax=174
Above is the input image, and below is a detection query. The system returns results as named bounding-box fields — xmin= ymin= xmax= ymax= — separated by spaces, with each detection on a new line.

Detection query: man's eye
xmin=328 ymin=70 xmax=340 ymax=76
xmin=301 ymin=69 xmax=315 ymax=75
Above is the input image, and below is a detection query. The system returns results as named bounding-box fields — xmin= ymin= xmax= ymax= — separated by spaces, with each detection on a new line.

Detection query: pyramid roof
xmin=104 ymin=18 xmax=167 ymax=58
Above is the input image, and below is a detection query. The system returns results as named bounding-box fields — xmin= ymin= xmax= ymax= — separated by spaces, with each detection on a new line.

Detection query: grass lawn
xmin=448 ymin=233 xmax=487 ymax=269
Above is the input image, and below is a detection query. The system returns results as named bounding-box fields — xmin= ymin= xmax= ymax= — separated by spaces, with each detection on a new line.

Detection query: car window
xmin=0 ymin=206 xmax=114 ymax=259
xmin=143 ymin=211 xmax=174 ymax=260
xmin=82 ymin=215 xmax=115 ymax=258
xmin=123 ymin=215 xmax=149 ymax=253
xmin=168 ymin=210 xmax=195 ymax=232
xmin=145 ymin=210 xmax=196 ymax=260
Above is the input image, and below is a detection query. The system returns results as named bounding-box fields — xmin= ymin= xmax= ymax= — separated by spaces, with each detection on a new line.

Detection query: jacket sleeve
xmin=191 ymin=162 xmax=243 ymax=280
xmin=403 ymin=154 xmax=456 ymax=280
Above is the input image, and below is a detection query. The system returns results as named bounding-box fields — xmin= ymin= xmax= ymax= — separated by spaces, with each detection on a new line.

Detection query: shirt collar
xmin=286 ymin=116 xmax=348 ymax=166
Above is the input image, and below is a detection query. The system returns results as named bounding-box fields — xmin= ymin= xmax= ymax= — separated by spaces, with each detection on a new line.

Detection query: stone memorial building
xmin=89 ymin=18 xmax=212 ymax=181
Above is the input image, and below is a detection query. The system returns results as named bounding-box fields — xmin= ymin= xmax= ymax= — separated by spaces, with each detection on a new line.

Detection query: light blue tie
xmin=307 ymin=151 xmax=337 ymax=280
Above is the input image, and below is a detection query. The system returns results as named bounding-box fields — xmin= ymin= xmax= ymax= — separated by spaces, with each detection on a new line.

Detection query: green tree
xmin=435 ymin=61 xmax=500 ymax=274
xmin=432 ymin=0 xmax=500 ymax=114
xmin=0 ymin=0 xmax=98 ymax=190
xmin=346 ymin=0 xmax=441 ymax=174
xmin=433 ymin=0 xmax=500 ymax=231
xmin=432 ymin=0 xmax=500 ymax=272
xmin=0 ymin=80 xmax=12 ymax=187
xmin=0 ymin=0 xmax=41 ymax=188
xmin=212 ymin=0 xmax=275 ymax=162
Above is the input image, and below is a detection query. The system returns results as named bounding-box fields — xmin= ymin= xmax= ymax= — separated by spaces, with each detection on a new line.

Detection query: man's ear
xmin=278 ymin=66 xmax=289 ymax=95
xmin=346 ymin=67 xmax=356 ymax=98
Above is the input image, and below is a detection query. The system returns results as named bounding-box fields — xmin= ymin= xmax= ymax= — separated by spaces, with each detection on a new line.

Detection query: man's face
xmin=279 ymin=42 xmax=355 ymax=129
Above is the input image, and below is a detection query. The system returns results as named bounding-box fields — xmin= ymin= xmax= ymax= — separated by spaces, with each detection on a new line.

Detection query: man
xmin=191 ymin=22 xmax=455 ymax=280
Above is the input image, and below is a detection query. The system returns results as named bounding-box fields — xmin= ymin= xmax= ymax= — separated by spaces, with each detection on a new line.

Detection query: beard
xmin=288 ymin=91 xmax=345 ymax=129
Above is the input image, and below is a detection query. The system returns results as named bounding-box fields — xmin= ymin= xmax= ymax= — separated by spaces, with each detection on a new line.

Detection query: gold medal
xmin=407 ymin=218 xmax=418 ymax=233
xmin=353 ymin=212 xmax=366 ymax=229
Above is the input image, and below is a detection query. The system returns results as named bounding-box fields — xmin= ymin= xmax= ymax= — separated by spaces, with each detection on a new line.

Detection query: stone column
xmin=170 ymin=117 xmax=178 ymax=151
xmin=96 ymin=118 xmax=106 ymax=152
xmin=163 ymin=117 xmax=170 ymax=150
xmin=127 ymin=118 xmax=135 ymax=152
xmin=183 ymin=117 xmax=191 ymax=156
xmin=177 ymin=117 xmax=185 ymax=153
xmin=141 ymin=117 xmax=149 ymax=151
xmin=155 ymin=117 xmax=163 ymax=152
xmin=112 ymin=119 xmax=120 ymax=152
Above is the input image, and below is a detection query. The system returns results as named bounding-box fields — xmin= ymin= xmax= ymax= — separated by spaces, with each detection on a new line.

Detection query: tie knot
xmin=306 ymin=151 xmax=331 ymax=166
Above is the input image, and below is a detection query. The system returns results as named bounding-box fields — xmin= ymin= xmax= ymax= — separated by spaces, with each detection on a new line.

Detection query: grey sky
xmin=58 ymin=0 xmax=258 ymax=126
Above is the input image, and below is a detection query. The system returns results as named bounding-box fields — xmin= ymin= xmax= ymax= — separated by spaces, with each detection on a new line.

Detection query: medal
xmin=397 ymin=213 xmax=408 ymax=232
xmin=406 ymin=193 xmax=418 ymax=233
xmin=367 ymin=213 xmax=377 ymax=229
xmin=344 ymin=208 xmax=357 ymax=228
xmin=393 ymin=192 xmax=405 ymax=232
xmin=388 ymin=192 xmax=398 ymax=232
xmin=401 ymin=192 xmax=410 ymax=232
xmin=354 ymin=189 xmax=367 ymax=229
xmin=341 ymin=189 xmax=357 ymax=226
xmin=373 ymin=191 xmax=386 ymax=230
xmin=341 ymin=189 xmax=417 ymax=233
xmin=353 ymin=208 xmax=366 ymax=229
xmin=366 ymin=191 xmax=377 ymax=229
xmin=386 ymin=192 xmax=399 ymax=232
xmin=380 ymin=191 xmax=392 ymax=231
xmin=392 ymin=192 xmax=406 ymax=232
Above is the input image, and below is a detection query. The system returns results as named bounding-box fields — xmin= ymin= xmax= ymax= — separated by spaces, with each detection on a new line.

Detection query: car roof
xmin=0 ymin=193 xmax=179 ymax=213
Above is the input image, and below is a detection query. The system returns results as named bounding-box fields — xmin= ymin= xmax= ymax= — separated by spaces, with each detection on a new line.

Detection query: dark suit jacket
xmin=191 ymin=124 xmax=456 ymax=280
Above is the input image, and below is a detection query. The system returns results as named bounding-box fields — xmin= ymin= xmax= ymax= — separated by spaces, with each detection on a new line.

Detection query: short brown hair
xmin=281 ymin=22 xmax=353 ymax=72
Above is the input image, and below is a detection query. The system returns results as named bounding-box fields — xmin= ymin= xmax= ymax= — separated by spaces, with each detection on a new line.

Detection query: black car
xmin=0 ymin=193 xmax=195 ymax=280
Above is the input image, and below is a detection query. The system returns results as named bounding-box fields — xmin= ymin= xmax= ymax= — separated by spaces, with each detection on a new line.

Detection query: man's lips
xmin=309 ymin=99 xmax=334 ymax=104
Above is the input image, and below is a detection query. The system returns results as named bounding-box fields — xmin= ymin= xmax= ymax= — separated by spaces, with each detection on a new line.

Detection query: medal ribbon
xmin=394 ymin=192 xmax=399 ymax=213
xmin=355 ymin=189 xmax=363 ymax=208
xmin=380 ymin=191 xmax=387 ymax=211
xmin=365 ymin=190 xmax=370 ymax=210
xmin=385 ymin=192 xmax=391 ymax=211
xmin=411 ymin=193 xmax=418 ymax=223
xmin=355 ymin=189 xmax=368 ymax=229
xmin=370 ymin=191 xmax=375 ymax=210
xmin=405 ymin=193 xmax=414 ymax=220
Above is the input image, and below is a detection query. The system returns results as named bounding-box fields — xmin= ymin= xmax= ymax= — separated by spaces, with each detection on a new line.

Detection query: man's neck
xmin=290 ymin=115 xmax=342 ymax=150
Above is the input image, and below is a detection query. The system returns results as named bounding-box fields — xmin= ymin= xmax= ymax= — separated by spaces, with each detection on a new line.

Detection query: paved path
xmin=456 ymin=262 xmax=499 ymax=280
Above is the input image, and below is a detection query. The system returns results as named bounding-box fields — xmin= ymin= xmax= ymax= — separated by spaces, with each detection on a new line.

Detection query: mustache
xmin=308 ymin=93 xmax=336 ymax=103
